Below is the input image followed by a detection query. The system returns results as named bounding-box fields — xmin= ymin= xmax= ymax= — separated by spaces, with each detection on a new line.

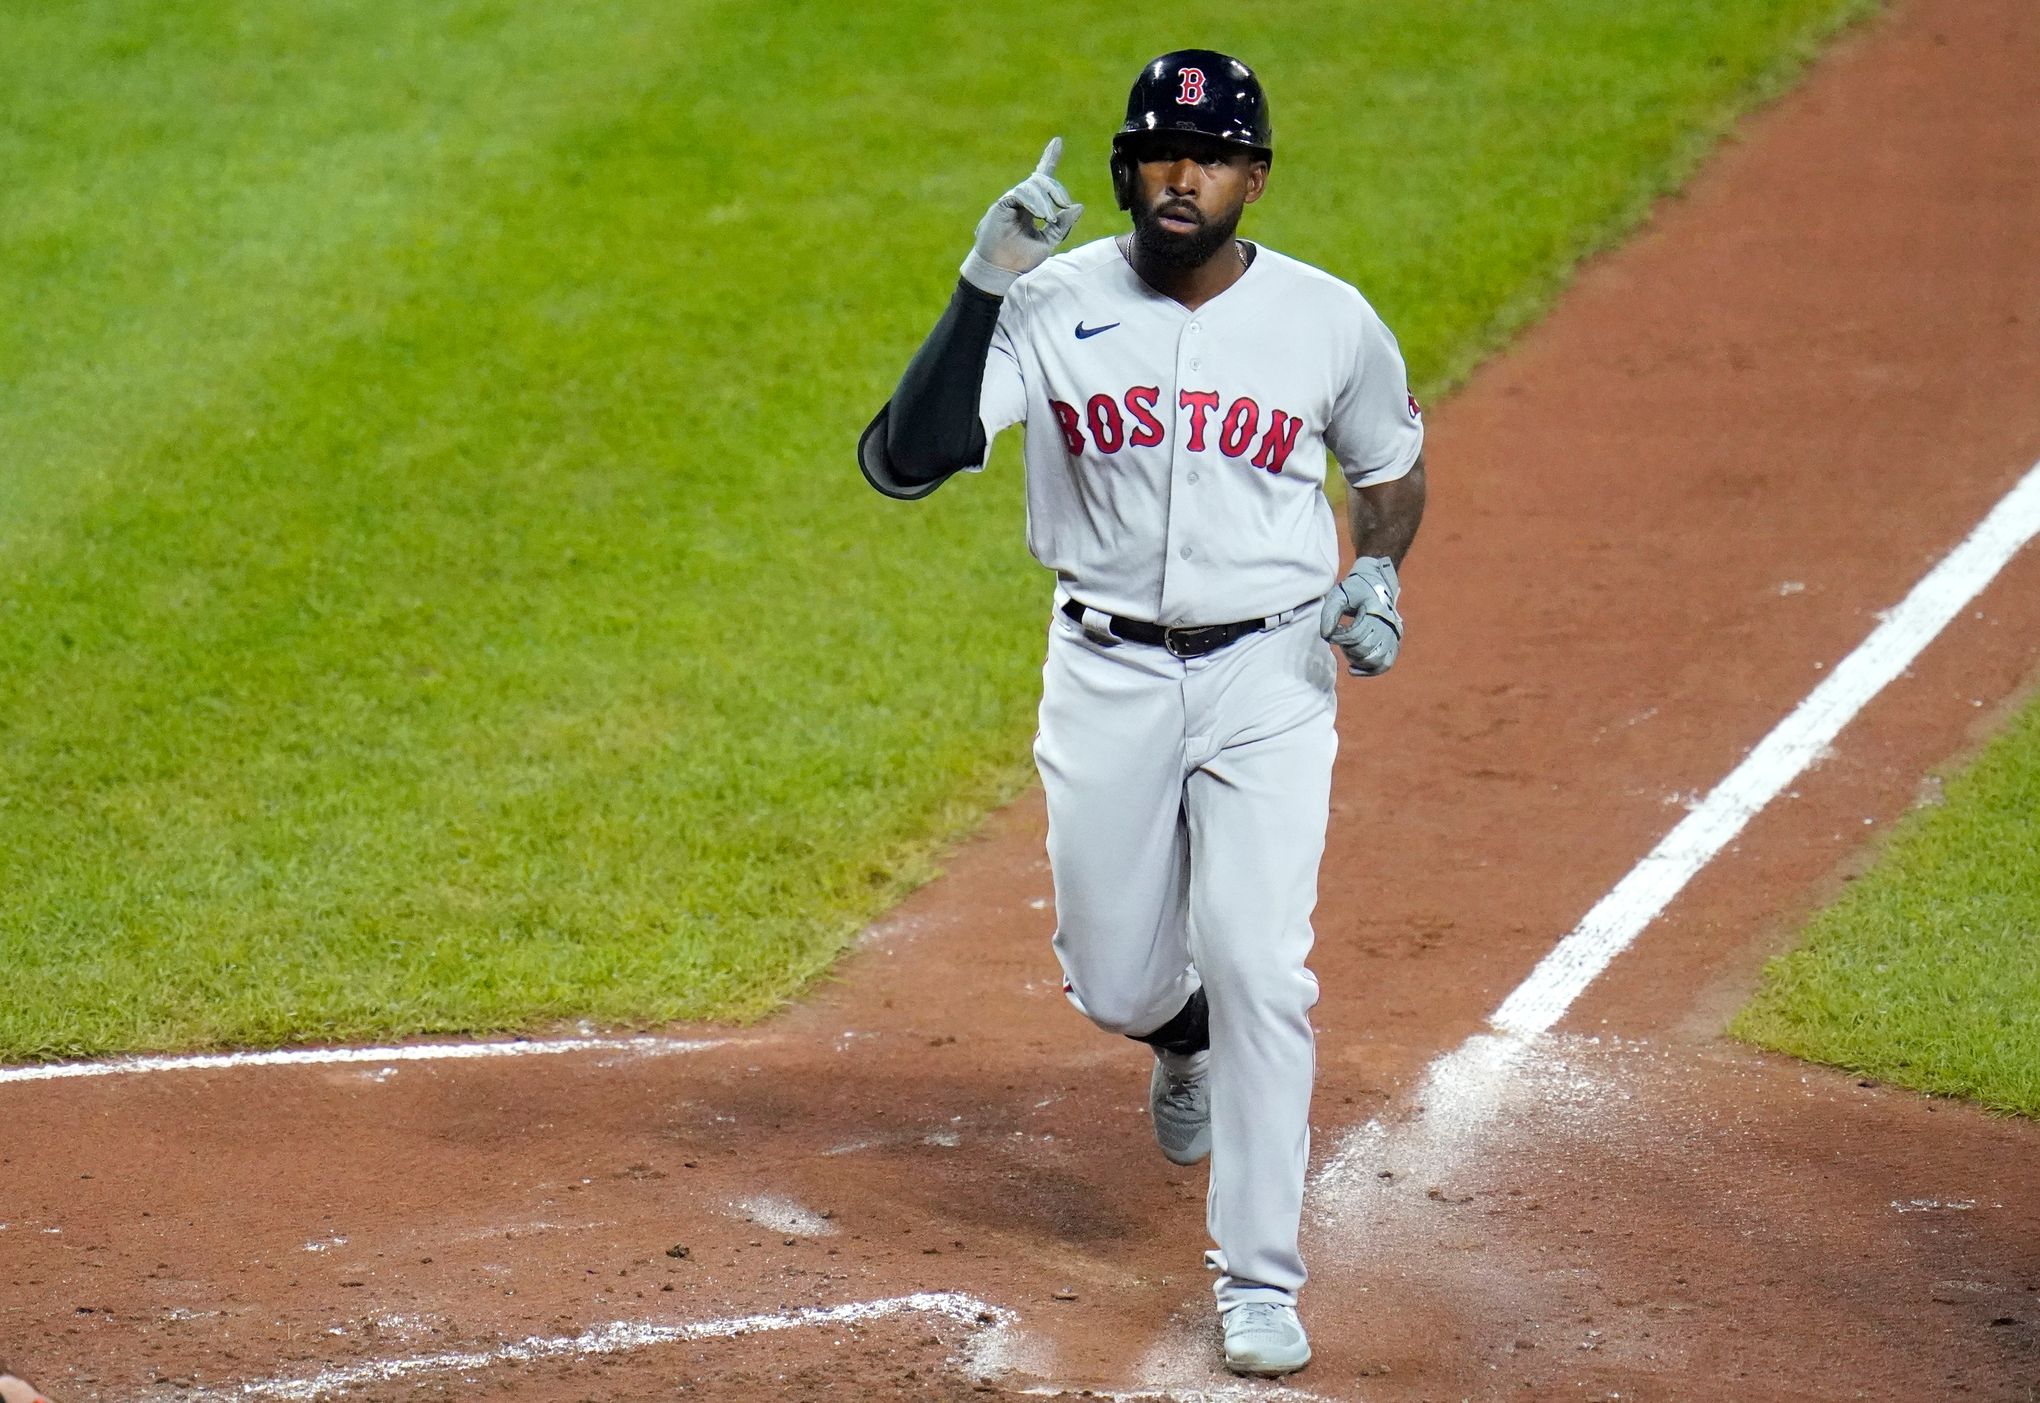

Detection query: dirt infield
xmin=5 ymin=0 xmax=2038 ymax=1398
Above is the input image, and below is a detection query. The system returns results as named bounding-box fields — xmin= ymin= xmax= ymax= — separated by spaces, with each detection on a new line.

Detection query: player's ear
xmin=1243 ymin=158 xmax=1269 ymax=204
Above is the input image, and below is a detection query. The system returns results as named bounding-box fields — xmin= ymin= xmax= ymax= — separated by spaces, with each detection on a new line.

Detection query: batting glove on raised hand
xmin=959 ymin=138 xmax=1083 ymax=297
xmin=1319 ymin=556 xmax=1403 ymax=677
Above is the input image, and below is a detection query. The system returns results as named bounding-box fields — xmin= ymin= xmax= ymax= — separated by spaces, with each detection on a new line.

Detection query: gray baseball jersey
xmin=974 ymin=236 xmax=1423 ymax=625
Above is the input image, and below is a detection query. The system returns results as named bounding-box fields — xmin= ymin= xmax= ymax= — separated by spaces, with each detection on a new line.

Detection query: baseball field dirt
xmin=5 ymin=0 xmax=2037 ymax=1397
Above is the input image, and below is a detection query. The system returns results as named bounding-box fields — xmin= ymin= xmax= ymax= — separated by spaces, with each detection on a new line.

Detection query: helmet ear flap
xmin=1110 ymin=149 xmax=1135 ymax=211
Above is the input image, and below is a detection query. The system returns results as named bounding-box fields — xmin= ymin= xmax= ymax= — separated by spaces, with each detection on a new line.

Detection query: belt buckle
xmin=1164 ymin=625 xmax=1209 ymax=659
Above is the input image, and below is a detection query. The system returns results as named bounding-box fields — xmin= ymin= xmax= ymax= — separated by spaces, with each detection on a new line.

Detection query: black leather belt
xmin=1061 ymin=597 xmax=1271 ymax=659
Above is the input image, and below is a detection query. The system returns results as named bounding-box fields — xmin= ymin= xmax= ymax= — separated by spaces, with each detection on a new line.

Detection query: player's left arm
xmin=1321 ymin=456 xmax=1425 ymax=677
xmin=1320 ymin=293 xmax=1427 ymax=677
xmin=1346 ymin=452 xmax=1425 ymax=568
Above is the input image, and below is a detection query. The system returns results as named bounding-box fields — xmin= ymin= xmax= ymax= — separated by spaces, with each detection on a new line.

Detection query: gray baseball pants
xmin=1034 ymin=595 xmax=1337 ymax=1310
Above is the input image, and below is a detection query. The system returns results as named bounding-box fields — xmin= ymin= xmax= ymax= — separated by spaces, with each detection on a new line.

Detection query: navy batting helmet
xmin=1111 ymin=50 xmax=1273 ymax=210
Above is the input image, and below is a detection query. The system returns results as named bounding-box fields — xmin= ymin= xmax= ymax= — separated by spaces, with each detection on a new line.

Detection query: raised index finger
xmin=1033 ymin=136 xmax=1063 ymax=179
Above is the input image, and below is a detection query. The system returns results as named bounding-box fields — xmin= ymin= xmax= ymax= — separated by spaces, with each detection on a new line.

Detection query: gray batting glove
xmin=1319 ymin=556 xmax=1403 ymax=677
xmin=959 ymin=138 xmax=1084 ymax=297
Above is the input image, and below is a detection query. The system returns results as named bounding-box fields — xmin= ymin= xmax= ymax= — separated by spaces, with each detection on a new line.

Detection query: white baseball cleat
xmin=1147 ymin=1048 xmax=1210 ymax=1164
xmin=1222 ymin=1301 xmax=1312 ymax=1377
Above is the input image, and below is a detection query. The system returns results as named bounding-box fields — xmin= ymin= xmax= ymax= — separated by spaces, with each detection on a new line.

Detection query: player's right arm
xmin=858 ymin=139 xmax=1082 ymax=500
xmin=858 ymin=280 xmax=1007 ymax=499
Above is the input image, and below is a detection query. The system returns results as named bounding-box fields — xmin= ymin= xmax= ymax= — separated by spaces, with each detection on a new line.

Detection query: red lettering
xmin=1251 ymin=409 xmax=1303 ymax=474
xmin=1219 ymin=396 xmax=1260 ymax=458
xmin=1177 ymin=68 xmax=1206 ymax=105
xmin=1050 ymin=399 xmax=1085 ymax=456
xmin=1123 ymin=386 xmax=1165 ymax=447
xmin=1086 ymin=393 xmax=1125 ymax=454
xmin=1179 ymin=390 xmax=1220 ymax=451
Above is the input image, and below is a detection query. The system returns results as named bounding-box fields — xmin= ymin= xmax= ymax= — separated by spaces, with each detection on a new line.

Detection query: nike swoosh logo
xmin=1074 ymin=321 xmax=1120 ymax=340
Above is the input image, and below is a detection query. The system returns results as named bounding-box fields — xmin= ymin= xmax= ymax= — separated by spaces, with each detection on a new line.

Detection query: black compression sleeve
xmin=860 ymin=279 xmax=1001 ymax=499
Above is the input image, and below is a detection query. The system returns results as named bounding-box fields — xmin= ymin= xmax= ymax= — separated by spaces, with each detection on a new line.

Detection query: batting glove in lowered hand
xmin=959 ymin=138 xmax=1083 ymax=297
xmin=1319 ymin=556 xmax=1403 ymax=677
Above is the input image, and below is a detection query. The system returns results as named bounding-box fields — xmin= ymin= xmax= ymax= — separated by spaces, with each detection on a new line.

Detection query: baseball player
xmin=859 ymin=49 xmax=1425 ymax=1377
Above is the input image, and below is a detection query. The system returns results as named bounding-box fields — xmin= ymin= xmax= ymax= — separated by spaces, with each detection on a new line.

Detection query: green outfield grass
xmin=1733 ymin=697 xmax=2040 ymax=1119
xmin=1 ymin=0 xmax=1875 ymax=1059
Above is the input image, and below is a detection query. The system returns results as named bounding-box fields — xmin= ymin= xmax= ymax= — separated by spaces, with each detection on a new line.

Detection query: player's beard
xmin=1131 ymin=196 xmax=1243 ymax=269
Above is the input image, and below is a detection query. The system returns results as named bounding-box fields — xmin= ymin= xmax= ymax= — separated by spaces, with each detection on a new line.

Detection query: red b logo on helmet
xmin=1176 ymin=68 xmax=1206 ymax=104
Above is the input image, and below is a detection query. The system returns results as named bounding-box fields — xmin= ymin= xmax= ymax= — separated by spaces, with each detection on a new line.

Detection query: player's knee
xmin=1053 ymin=932 xmax=1175 ymax=1034
xmin=1060 ymin=971 xmax=1179 ymax=1037
xmin=1075 ymin=988 xmax=1163 ymax=1037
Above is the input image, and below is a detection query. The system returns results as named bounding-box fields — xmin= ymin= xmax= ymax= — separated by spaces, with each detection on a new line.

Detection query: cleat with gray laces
xmin=1222 ymin=1301 xmax=1312 ymax=1377
xmin=1147 ymin=1048 xmax=1210 ymax=1165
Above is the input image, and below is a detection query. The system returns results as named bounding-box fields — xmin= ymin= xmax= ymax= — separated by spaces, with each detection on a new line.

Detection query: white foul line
xmin=193 ymin=1292 xmax=1011 ymax=1402
xmin=1313 ymin=455 xmax=2040 ymax=1204
xmin=1493 ymin=456 xmax=2040 ymax=1037
xmin=0 ymin=1035 xmax=725 ymax=1086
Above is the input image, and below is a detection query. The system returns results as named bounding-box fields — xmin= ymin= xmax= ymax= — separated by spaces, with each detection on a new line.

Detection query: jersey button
xmin=1180 ymin=546 xmax=1193 ymax=559
xmin=1187 ymin=471 xmax=1200 ymax=483
xmin=1190 ymin=359 xmax=1202 ymax=370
